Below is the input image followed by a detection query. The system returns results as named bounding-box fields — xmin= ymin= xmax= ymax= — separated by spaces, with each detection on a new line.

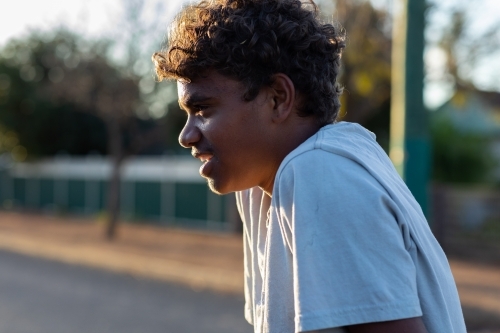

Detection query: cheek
xmin=202 ymin=116 xmax=234 ymax=142
xmin=206 ymin=108 xmax=264 ymax=155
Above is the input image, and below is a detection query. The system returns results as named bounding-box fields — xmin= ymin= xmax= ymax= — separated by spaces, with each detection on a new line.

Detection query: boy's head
xmin=153 ymin=0 xmax=345 ymax=125
xmin=153 ymin=0 xmax=345 ymax=194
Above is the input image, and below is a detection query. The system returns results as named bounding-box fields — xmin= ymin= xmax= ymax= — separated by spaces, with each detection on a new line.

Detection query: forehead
xmin=177 ymin=71 xmax=245 ymax=102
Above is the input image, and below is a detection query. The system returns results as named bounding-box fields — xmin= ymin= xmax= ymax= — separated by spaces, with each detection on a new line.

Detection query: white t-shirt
xmin=236 ymin=122 xmax=466 ymax=333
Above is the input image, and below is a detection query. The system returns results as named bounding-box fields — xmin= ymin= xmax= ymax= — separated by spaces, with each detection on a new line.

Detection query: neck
xmin=260 ymin=119 xmax=322 ymax=196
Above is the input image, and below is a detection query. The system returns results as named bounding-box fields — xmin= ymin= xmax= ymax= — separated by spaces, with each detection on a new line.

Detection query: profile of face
xmin=177 ymin=71 xmax=278 ymax=195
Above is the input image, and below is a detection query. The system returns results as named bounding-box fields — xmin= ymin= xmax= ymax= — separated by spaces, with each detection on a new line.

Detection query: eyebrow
xmin=179 ymin=93 xmax=213 ymax=109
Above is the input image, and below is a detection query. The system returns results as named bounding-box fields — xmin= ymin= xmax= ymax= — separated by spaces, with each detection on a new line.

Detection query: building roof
xmin=434 ymin=87 xmax=500 ymax=136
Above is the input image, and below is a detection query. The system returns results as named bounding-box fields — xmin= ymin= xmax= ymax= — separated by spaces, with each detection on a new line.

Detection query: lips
xmin=198 ymin=154 xmax=212 ymax=163
xmin=193 ymin=151 xmax=215 ymax=177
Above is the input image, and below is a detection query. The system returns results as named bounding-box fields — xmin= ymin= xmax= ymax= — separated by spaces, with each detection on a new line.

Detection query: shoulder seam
xmin=274 ymin=146 xmax=330 ymax=185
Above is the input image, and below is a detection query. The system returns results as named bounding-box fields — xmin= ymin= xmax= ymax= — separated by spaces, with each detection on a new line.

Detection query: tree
xmin=320 ymin=0 xmax=392 ymax=150
xmin=0 ymin=29 xmax=170 ymax=239
xmin=1 ymin=0 xmax=181 ymax=239
xmin=431 ymin=117 xmax=495 ymax=184
xmin=425 ymin=1 xmax=500 ymax=184
xmin=426 ymin=0 xmax=500 ymax=92
xmin=0 ymin=34 xmax=109 ymax=158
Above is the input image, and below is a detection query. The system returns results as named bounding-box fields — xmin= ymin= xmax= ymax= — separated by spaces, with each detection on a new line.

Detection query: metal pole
xmin=390 ymin=0 xmax=430 ymax=216
xmin=389 ymin=0 xmax=408 ymax=177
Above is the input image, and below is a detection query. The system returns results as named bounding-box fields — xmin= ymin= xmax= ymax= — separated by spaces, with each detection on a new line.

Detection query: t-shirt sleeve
xmin=274 ymin=150 xmax=422 ymax=332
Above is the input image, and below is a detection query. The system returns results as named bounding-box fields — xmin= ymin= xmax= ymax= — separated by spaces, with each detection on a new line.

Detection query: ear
xmin=269 ymin=73 xmax=296 ymax=124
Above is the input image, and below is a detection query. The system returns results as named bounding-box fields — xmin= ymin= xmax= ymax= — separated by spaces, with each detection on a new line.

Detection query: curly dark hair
xmin=152 ymin=0 xmax=345 ymax=125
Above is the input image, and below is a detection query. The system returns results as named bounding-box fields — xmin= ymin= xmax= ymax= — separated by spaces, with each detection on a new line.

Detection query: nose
xmin=178 ymin=116 xmax=201 ymax=148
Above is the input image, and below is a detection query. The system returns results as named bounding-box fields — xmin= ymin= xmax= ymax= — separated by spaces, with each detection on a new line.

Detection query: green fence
xmin=0 ymin=157 xmax=239 ymax=231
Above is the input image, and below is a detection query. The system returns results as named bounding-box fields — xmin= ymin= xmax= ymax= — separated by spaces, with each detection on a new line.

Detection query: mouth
xmin=193 ymin=151 xmax=215 ymax=177
xmin=193 ymin=151 xmax=214 ymax=163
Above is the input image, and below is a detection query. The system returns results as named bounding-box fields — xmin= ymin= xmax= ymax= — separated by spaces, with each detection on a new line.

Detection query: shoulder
xmin=273 ymin=122 xmax=389 ymax=198
xmin=275 ymin=122 xmax=379 ymax=180
xmin=272 ymin=141 xmax=395 ymax=226
xmin=279 ymin=147 xmax=357 ymax=174
xmin=274 ymin=147 xmax=373 ymax=196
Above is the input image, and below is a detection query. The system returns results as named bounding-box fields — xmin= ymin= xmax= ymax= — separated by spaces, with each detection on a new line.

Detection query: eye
xmin=194 ymin=105 xmax=210 ymax=116
xmin=195 ymin=105 xmax=208 ymax=111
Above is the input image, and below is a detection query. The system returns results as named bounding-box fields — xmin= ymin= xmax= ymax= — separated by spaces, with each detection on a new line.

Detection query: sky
xmin=0 ymin=0 xmax=184 ymax=45
xmin=1 ymin=0 xmax=499 ymax=109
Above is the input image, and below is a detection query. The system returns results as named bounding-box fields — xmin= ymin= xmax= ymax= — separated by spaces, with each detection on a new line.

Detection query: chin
xmin=207 ymin=175 xmax=243 ymax=195
xmin=207 ymin=178 xmax=228 ymax=195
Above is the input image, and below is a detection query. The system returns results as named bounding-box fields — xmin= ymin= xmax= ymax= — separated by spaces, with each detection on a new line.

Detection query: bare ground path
xmin=0 ymin=250 xmax=251 ymax=333
xmin=0 ymin=211 xmax=499 ymax=331
xmin=0 ymin=211 xmax=244 ymax=294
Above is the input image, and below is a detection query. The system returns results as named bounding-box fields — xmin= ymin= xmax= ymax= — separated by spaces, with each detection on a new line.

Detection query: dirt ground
xmin=0 ymin=211 xmax=498 ymax=332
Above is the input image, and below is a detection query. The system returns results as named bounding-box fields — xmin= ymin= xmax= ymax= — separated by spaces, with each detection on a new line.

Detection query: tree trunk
xmin=106 ymin=120 xmax=124 ymax=240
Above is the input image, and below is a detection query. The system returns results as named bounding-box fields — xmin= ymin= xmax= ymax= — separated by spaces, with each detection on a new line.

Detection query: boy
xmin=152 ymin=0 xmax=466 ymax=332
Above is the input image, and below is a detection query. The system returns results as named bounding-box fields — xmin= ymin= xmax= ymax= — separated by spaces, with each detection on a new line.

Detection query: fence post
xmin=26 ymin=176 xmax=40 ymax=210
xmin=54 ymin=177 xmax=68 ymax=211
xmin=207 ymin=187 xmax=222 ymax=228
xmin=161 ymin=181 xmax=175 ymax=224
xmin=2 ymin=168 xmax=13 ymax=208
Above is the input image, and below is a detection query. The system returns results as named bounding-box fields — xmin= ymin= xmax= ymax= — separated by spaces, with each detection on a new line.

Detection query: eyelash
xmin=194 ymin=105 xmax=209 ymax=116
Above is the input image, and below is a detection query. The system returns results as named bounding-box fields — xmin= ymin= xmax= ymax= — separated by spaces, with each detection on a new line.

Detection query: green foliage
xmin=0 ymin=31 xmax=114 ymax=158
xmin=0 ymin=29 xmax=182 ymax=160
xmin=329 ymin=0 xmax=392 ymax=148
xmin=429 ymin=0 xmax=500 ymax=89
xmin=431 ymin=118 xmax=496 ymax=184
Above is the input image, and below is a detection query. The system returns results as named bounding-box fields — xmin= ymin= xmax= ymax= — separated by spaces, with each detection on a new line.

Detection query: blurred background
xmin=0 ymin=0 xmax=499 ymax=332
